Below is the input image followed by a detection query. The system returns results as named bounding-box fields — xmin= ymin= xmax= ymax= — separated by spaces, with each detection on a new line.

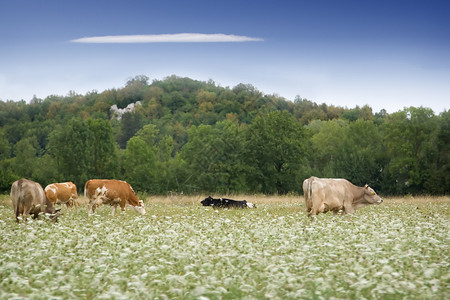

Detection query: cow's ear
xmin=364 ymin=184 xmax=369 ymax=189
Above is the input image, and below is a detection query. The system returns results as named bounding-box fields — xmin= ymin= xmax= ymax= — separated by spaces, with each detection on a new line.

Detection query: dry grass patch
xmin=384 ymin=195 xmax=450 ymax=204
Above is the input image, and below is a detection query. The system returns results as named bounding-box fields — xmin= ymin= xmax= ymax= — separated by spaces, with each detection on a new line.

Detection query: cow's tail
xmin=15 ymin=191 xmax=21 ymax=221
xmin=14 ymin=179 xmax=24 ymax=221
xmin=304 ymin=178 xmax=313 ymax=213
xmin=307 ymin=179 xmax=312 ymax=201
xmin=84 ymin=180 xmax=89 ymax=199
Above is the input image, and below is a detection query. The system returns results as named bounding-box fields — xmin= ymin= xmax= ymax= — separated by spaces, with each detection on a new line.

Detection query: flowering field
xmin=0 ymin=195 xmax=448 ymax=299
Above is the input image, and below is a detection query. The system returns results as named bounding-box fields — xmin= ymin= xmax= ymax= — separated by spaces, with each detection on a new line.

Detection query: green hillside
xmin=0 ymin=75 xmax=448 ymax=195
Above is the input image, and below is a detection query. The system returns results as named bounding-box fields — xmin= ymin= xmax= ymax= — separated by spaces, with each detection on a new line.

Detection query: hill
xmin=0 ymin=75 xmax=448 ymax=195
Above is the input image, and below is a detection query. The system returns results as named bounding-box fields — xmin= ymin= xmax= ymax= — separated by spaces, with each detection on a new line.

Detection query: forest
xmin=0 ymin=75 xmax=448 ymax=195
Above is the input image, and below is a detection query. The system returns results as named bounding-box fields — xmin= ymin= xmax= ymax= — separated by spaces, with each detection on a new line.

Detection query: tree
xmin=162 ymin=91 xmax=186 ymax=114
xmin=179 ymin=120 xmax=246 ymax=193
xmin=123 ymin=134 xmax=157 ymax=193
xmin=117 ymin=75 xmax=149 ymax=107
xmin=12 ymin=137 xmax=38 ymax=179
xmin=116 ymin=111 xmax=146 ymax=148
xmin=0 ymin=131 xmax=17 ymax=192
xmin=307 ymin=119 xmax=386 ymax=192
xmin=382 ymin=107 xmax=439 ymax=194
xmin=332 ymin=120 xmax=385 ymax=189
xmin=122 ymin=124 xmax=177 ymax=193
xmin=32 ymin=154 xmax=60 ymax=188
xmin=0 ymin=131 xmax=11 ymax=160
xmin=1 ymin=74 xmax=448 ymax=196
xmin=48 ymin=118 xmax=119 ymax=189
xmin=154 ymin=135 xmax=177 ymax=192
xmin=0 ymin=158 xmax=17 ymax=192
xmin=244 ymin=111 xmax=308 ymax=194
xmin=309 ymin=119 xmax=348 ymax=176
xmin=87 ymin=119 xmax=119 ymax=177
xmin=424 ymin=110 xmax=450 ymax=194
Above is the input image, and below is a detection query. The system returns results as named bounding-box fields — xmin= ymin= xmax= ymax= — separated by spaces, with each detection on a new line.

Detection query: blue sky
xmin=1 ymin=0 xmax=449 ymax=114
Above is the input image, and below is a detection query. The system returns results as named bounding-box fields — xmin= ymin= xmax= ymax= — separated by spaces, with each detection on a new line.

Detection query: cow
xmin=45 ymin=182 xmax=79 ymax=209
xmin=303 ymin=176 xmax=383 ymax=217
xmin=201 ymin=196 xmax=256 ymax=208
xmin=11 ymin=178 xmax=60 ymax=222
xmin=84 ymin=179 xmax=145 ymax=216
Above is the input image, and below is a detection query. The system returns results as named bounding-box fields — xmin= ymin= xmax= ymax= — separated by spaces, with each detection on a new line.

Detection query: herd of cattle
xmin=11 ymin=179 xmax=146 ymax=222
xmin=10 ymin=177 xmax=383 ymax=222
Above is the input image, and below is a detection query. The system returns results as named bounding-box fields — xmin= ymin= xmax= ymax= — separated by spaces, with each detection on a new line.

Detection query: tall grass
xmin=0 ymin=195 xmax=448 ymax=299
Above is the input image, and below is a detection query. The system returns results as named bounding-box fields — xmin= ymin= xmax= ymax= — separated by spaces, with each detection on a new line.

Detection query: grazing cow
xmin=45 ymin=182 xmax=79 ymax=209
xmin=201 ymin=196 xmax=256 ymax=208
xmin=11 ymin=178 xmax=60 ymax=222
xmin=84 ymin=179 xmax=145 ymax=216
xmin=303 ymin=176 xmax=383 ymax=217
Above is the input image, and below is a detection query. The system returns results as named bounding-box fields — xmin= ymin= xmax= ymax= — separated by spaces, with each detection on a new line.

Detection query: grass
xmin=0 ymin=194 xmax=448 ymax=299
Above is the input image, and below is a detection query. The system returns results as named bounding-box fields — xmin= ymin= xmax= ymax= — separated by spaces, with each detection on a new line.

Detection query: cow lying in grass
xmin=201 ymin=196 xmax=256 ymax=208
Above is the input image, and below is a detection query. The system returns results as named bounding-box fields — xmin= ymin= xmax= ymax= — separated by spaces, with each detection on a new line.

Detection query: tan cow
xmin=45 ymin=182 xmax=79 ymax=209
xmin=11 ymin=178 xmax=60 ymax=222
xmin=303 ymin=176 xmax=383 ymax=217
xmin=84 ymin=179 xmax=145 ymax=216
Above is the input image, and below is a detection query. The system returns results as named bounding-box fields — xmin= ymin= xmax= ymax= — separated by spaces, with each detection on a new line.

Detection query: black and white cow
xmin=201 ymin=196 xmax=255 ymax=208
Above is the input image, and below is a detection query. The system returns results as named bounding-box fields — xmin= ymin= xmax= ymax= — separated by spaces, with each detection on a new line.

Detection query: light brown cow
xmin=11 ymin=178 xmax=60 ymax=222
xmin=84 ymin=179 xmax=145 ymax=216
xmin=303 ymin=176 xmax=383 ymax=217
xmin=45 ymin=182 xmax=79 ymax=209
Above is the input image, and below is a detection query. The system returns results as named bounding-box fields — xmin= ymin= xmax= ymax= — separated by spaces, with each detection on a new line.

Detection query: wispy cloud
xmin=71 ymin=33 xmax=264 ymax=43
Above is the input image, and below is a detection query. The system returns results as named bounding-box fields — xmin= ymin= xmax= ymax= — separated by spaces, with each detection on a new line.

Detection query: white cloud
xmin=71 ymin=33 xmax=264 ymax=43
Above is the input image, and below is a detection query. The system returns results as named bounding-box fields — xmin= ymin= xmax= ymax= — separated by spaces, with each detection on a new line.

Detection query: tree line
xmin=0 ymin=75 xmax=448 ymax=195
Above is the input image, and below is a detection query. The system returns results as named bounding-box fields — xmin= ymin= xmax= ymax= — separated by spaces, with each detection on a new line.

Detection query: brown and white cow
xmin=11 ymin=178 xmax=60 ymax=222
xmin=84 ymin=179 xmax=145 ymax=216
xmin=45 ymin=182 xmax=79 ymax=209
xmin=303 ymin=176 xmax=383 ymax=217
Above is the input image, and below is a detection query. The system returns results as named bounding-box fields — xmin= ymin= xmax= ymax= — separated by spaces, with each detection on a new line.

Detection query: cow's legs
xmin=342 ymin=202 xmax=354 ymax=215
xmin=111 ymin=205 xmax=117 ymax=216
xmin=13 ymin=203 xmax=20 ymax=223
xmin=68 ymin=195 xmax=79 ymax=211
xmin=15 ymin=207 xmax=22 ymax=223
xmin=64 ymin=198 xmax=72 ymax=210
xmin=73 ymin=197 xmax=79 ymax=211
xmin=22 ymin=206 xmax=33 ymax=223
xmin=309 ymin=200 xmax=325 ymax=217
xmin=65 ymin=198 xmax=78 ymax=211
xmin=88 ymin=198 xmax=102 ymax=216
xmin=119 ymin=200 xmax=129 ymax=214
xmin=88 ymin=202 xmax=94 ymax=216
xmin=332 ymin=210 xmax=340 ymax=216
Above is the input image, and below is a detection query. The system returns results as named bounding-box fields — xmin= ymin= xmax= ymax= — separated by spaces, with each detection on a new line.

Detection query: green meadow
xmin=0 ymin=195 xmax=448 ymax=299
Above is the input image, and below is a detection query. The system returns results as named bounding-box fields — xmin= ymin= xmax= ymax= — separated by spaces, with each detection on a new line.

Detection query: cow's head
xmin=363 ymin=185 xmax=383 ymax=204
xmin=48 ymin=208 xmax=62 ymax=222
xmin=132 ymin=199 xmax=146 ymax=215
xmin=201 ymin=196 xmax=214 ymax=206
xmin=43 ymin=199 xmax=62 ymax=222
